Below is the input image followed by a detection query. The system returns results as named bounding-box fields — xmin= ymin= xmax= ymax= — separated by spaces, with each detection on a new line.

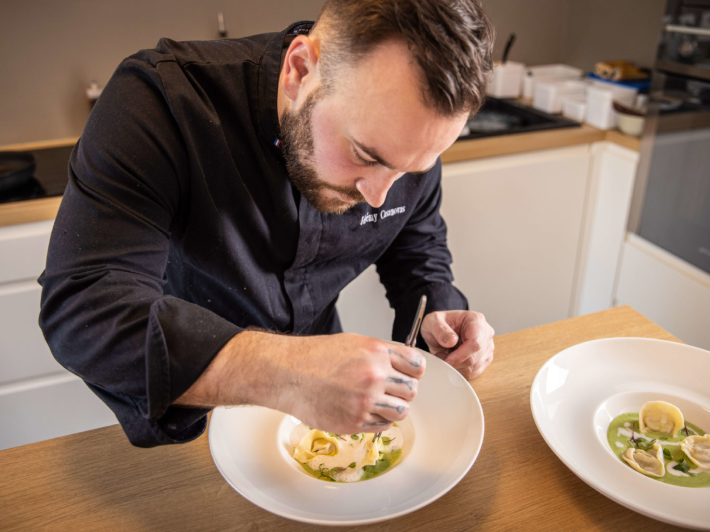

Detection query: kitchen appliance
xmin=458 ymin=97 xmax=580 ymax=140
xmin=0 ymin=151 xmax=36 ymax=193
xmin=0 ymin=144 xmax=73 ymax=204
xmin=627 ymin=0 xmax=710 ymax=276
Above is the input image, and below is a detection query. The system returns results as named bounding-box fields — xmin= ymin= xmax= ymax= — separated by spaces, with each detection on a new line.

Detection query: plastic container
xmin=486 ymin=61 xmax=525 ymax=98
xmin=585 ymin=81 xmax=638 ymax=130
xmin=562 ymin=96 xmax=587 ymax=122
xmin=522 ymin=64 xmax=583 ymax=100
xmin=533 ymin=79 xmax=588 ymax=114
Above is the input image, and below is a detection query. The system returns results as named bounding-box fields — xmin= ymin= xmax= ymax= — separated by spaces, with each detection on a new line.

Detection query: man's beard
xmin=280 ymin=87 xmax=366 ymax=214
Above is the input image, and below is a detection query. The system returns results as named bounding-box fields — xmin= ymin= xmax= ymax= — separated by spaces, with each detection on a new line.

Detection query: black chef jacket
xmin=38 ymin=22 xmax=468 ymax=448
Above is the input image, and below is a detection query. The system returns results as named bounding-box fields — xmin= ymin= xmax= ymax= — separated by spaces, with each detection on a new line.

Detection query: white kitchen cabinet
xmin=615 ymin=233 xmax=710 ymax=351
xmin=440 ymin=145 xmax=591 ymax=335
xmin=571 ymin=142 xmax=639 ymax=317
xmin=0 ymin=219 xmax=54 ymax=284
xmin=0 ymin=373 xmax=118 ymax=450
xmin=0 ymin=219 xmax=117 ymax=450
xmin=0 ymin=281 xmax=64 ymax=385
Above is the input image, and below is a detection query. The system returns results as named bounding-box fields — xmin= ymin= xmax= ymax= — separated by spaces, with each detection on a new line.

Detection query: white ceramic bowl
xmin=617 ymin=113 xmax=645 ymax=137
xmin=209 ymin=347 xmax=485 ymax=525
xmin=531 ymin=338 xmax=710 ymax=530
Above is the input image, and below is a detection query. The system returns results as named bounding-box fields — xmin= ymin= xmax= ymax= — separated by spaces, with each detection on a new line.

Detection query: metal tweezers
xmin=373 ymin=294 xmax=427 ymax=443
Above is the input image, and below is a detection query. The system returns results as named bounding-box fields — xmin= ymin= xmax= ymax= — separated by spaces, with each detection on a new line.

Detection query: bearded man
xmin=39 ymin=0 xmax=496 ymax=447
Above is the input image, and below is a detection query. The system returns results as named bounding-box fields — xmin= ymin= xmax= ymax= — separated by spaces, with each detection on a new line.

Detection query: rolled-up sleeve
xmin=375 ymin=160 xmax=468 ymax=347
xmin=38 ymin=55 xmax=241 ymax=447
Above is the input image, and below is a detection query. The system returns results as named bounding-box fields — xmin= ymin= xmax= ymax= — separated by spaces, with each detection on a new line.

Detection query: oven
xmin=628 ymin=0 xmax=710 ymax=275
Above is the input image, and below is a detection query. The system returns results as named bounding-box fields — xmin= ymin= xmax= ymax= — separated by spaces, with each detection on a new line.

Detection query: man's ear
xmin=281 ymin=35 xmax=320 ymax=103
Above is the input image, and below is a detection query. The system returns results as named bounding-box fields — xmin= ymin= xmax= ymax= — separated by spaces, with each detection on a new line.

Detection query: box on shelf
xmin=533 ymin=79 xmax=588 ymax=114
xmin=522 ymin=64 xmax=583 ymax=100
xmin=486 ymin=61 xmax=525 ymax=98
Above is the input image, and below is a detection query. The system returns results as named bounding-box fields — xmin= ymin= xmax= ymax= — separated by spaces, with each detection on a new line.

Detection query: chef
xmin=38 ymin=0 xmax=496 ymax=447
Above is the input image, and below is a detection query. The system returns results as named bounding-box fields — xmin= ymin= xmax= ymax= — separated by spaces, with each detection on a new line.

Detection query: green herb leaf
xmin=673 ymin=459 xmax=690 ymax=474
xmin=636 ymin=438 xmax=656 ymax=451
xmin=663 ymin=448 xmax=672 ymax=460
xmin=351 ymin=434 xmax=360 ymax=440
xmin=349 ymin=462 xmax=356 ymax=469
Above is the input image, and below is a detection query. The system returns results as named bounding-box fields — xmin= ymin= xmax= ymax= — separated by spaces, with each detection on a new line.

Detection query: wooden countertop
xmin=0 ymin=126 xmax=640 ymax=229
xmin=0 ymin=306 xmax=688 ymax=532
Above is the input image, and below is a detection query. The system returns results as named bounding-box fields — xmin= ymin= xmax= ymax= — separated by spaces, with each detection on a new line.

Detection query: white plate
xmin=209 ymin=348 xmax=484 ymax=525
xmin=531 ymin=338 xmax=710 ymax=530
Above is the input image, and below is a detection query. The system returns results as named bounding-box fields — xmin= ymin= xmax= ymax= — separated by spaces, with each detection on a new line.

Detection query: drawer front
xmin=0 ymin=219 xmax=54 ymax=284
xmin=0 ymin=280 xmax=62 ymax=384
xmin=0 ymin=373 xmax=117 ymax=451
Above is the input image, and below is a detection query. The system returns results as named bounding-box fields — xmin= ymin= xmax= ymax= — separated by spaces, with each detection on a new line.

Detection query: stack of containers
xmin=532 ymin=79 xmax=589 ymax=114
xmin=562 ymin=97 xmax=588 ymax=122
xmin=585 ymin=80 xmax=639 ymax=130
xmin=522 ymin=64 xmax=584 ymax=100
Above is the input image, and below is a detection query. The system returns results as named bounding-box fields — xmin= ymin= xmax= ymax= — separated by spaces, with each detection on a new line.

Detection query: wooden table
xmin=0 ymin=306 xmax=689 ymax=531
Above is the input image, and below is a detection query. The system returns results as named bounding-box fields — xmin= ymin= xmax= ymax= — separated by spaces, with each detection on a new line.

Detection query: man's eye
xmin=353 ymin=148 xmax=377 ymax=167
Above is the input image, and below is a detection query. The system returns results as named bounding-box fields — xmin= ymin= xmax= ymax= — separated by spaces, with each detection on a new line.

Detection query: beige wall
xmin=482 ymin=0 xmax=569 ymax=65
xmin=0 ymin=0 xmax=325 ymax=145
xmin=561 ymin=0 xmax=666 ymax=71
xmin=1 ymin=0 xmax=668 ymax=146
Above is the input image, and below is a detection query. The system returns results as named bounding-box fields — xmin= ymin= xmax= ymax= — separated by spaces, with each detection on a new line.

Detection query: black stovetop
xmin=0 ymin=144 xmax=74 ymax=205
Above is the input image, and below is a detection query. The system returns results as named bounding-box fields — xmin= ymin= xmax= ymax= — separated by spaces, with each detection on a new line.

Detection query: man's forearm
xmin=173 ymin=330 xmax=289 ymax=409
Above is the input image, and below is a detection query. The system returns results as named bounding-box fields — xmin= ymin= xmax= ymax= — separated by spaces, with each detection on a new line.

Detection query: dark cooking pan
xmin=0 ymin=151 xmax=36 ymax=193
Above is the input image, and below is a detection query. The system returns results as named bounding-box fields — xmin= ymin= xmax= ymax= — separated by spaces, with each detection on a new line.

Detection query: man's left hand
xmin=420 ymin=310 xmax=494 ymax=380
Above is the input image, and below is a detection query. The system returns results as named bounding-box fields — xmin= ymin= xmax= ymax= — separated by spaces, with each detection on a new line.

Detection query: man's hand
xmin=420 ymin=310 xmax=494 ymax=380
xmin=175 ymin=331 xmax=425 ymax=435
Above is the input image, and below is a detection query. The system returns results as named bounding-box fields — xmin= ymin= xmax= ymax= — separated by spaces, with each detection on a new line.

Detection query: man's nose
xmin=356 ymin=171 xmax=404 ymax=209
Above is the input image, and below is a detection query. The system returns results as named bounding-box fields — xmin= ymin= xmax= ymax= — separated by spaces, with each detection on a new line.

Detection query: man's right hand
xmin=174 ymin=331 xmax=426 ymax=434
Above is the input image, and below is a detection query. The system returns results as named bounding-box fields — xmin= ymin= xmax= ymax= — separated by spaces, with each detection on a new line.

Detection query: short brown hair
xmin=313 ymin=0 xmax=494 ymax=116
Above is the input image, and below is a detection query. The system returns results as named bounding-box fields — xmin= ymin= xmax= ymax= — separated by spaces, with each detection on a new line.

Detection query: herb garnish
xmin=630 ymin=422 xmax=638 ymax=446
xmin=349 ymin=462 xmax=356 ymax=469
xmin=663 ymin=448 xmax=672 ymax=460
xmin=351 ymin=434 xmax=360 ymax=440
xmin=635 ymin=437 xmax=656 ymax=451
xmin=673 ymin=459 xmax=690 ymax=474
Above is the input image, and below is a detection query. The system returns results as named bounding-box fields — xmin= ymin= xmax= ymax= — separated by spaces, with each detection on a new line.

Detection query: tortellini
xmin=622 ymin=442 xmax=665 ymax=477
xmin=680 ymin=434 xmax=710 ymax=470
xmin=293 ymin=430 xmax=340 ymax=462
xmin=638 ymin=400 xmax=685 ymax=437
xmin=362 ymin=438 xmax=381 ymax=467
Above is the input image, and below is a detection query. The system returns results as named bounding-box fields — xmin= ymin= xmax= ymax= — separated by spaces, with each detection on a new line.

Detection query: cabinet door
xmin=441 ymin=146 xmax=591 ymax=335
xmin=0 ymin=219 xmax=53 ymax=284
xmin=0 ymin=373 xmax=117 ymax=451
xmin=572 ymin=142 xmax=639 ymax=317
xmin=0 ymin=280 xmax=63 ymax=385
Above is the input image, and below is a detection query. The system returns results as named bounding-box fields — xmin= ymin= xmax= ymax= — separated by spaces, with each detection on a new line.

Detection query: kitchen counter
xmin=0 ymin=305 xmax=686 ymax=532
xmin=0 ymin=127 xmax=640 ymax=229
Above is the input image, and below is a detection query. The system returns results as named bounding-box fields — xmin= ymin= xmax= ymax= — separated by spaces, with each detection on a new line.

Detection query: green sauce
xmin=299 ymin=449 xmax=403 ymax=483
xmin=607 ymin=413 xmax=710 ymax=488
